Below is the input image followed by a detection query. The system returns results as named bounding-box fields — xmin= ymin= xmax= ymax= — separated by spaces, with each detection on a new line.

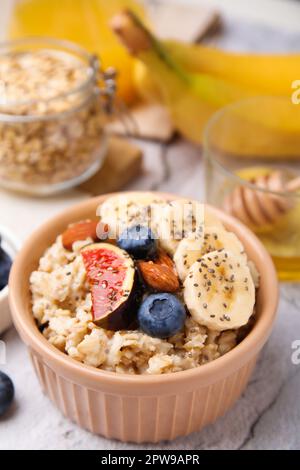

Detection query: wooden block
xmin=106 ymin=104 xmax=175 ymax=142
xmin=80 ymin=137 xmax=143 ymax=195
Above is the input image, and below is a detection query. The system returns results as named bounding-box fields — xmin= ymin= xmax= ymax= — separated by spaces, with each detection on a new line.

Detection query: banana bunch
xmin=134 ymin=40 xmax=300 ymax=102
xmin=112 ymin=10 xmax=300 ymax=155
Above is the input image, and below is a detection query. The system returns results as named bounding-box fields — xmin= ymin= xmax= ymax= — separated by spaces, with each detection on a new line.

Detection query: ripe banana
xmin=112 ymin=10 xmax=300 ymax=154
xmin=155 ymin=199 xmax=224 ymax=255
xmin=134 ymin=60 xmax=163 ymax=103
xmin=134 ymin=39 xmax=300 ymax=100
xmin=111 ymin=10 xmax=257 ymax=144
xmin=174 ymin=226 xmax=245 ymax=281
xmin=184 ymin=250 xmax=255 ymax=331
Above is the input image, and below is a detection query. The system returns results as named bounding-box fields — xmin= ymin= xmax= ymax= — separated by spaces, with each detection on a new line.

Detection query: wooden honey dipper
xmin=223 ymin=170 xmax=300 ymax=227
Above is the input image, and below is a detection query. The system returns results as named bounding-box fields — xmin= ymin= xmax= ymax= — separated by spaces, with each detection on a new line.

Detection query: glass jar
xmin=0 ymin=37 xmax=115 ymax=195
xmin=7 ymin=0 xmax=146 ymax=104
xmin=204 ymin=96 xmax=300 ymax=281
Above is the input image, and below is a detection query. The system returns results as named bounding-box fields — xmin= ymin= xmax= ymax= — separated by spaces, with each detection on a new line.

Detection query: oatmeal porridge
xmin=30 ymin=194 xmax=259 ymax=375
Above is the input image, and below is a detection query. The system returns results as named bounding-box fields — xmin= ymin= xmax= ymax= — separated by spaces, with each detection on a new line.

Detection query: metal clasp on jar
xmin=91 ymin=55 xmax=138 ymax=135
xmin=92 ymin=55 xmax=117 ymax=115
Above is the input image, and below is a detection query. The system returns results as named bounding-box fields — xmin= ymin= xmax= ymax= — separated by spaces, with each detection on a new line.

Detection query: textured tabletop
xmin=1 ymin=8 xmax=300 ymax=450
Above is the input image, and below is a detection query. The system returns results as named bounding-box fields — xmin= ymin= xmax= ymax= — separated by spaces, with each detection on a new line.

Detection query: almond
xmin=138 ymin=252 xmax=180 ymax=292
xmin=156 ymin=250 xmax=175 ymax=269
xmin=62 ymin=220 xmax=108 ymax=250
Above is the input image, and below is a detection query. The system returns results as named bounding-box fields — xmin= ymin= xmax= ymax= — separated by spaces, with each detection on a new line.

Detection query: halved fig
xmin=81 ymin=243 xmax=139 ymax=330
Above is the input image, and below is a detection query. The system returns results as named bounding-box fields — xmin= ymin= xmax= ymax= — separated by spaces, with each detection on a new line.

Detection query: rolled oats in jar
xmin=0 ymin=38 xmax=114 ymax=195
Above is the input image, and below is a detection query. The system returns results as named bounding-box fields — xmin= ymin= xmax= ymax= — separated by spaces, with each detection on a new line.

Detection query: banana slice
xmin=174 ymin=226 xmax=246 ymax=281
xmin=184 ymin=250 xmax=255 ymax=331
xmin=204 ymin=207 xmax=224 ymax=229
xmin=99 ymin=192 xmax=167 ymax=239
xmin=156 ymin=199 xmax=200 ymax=255
xmin=156 ymin=200 xmax=224 ymax=255
xmin=100 ymin=195 xmax=223 ymax=254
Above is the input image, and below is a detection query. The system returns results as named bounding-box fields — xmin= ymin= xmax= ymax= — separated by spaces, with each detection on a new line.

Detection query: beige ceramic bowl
xmin=9 ymin=192 xmax=278 ymax=443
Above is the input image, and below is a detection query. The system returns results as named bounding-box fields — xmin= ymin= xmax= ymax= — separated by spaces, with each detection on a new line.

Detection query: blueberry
xmin=117 ymin=225 xmax=157 ymax=259
xmin=0 ymin=247 xmax=12 ymax=291
xmin=0 ymin=371 xmax=14 ymax=417
xmin=138 ymin=293 xmax=186 ymax=339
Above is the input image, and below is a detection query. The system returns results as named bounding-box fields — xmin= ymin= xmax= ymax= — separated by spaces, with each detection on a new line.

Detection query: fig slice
xmin=81 ymin=243 xmax=139 ymax=330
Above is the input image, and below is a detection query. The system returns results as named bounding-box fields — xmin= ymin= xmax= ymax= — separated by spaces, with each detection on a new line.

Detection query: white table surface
xmin=1 ymin=0 xmax=300 ymax=450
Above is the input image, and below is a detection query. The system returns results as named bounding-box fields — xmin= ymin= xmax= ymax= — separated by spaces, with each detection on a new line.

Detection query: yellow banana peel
xmin=161 ymin=40 xmax=300 ymax=96
xmin=134 ymin=40 xmax=300 ymax=103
